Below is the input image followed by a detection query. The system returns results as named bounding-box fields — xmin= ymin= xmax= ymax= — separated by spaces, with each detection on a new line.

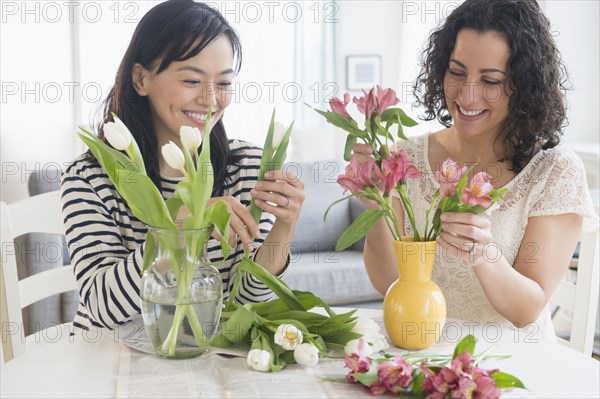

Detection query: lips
xmin=456 ymin=104 xmax=485 ymax=117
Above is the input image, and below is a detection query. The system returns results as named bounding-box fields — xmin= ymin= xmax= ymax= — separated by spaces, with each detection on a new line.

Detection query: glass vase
xmin=140 ymin=227 xmax=223 ymax=359
xmin=383 ymin=238 xmax=447 ymax=350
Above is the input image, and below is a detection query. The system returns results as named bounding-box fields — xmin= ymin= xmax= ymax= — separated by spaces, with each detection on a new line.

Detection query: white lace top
xmin=394 ymin=133 xmax=597 ymax=343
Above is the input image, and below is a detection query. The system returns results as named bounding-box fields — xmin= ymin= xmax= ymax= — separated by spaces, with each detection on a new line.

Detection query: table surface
xmin=1 ymin=309 xmax=599 ymax=398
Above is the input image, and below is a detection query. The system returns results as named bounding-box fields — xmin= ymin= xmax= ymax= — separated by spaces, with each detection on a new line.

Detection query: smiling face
xmin=443 ymin=29 xmax=512 ymax=140
xmin=133 ymin=35 xmax=234 ymax=149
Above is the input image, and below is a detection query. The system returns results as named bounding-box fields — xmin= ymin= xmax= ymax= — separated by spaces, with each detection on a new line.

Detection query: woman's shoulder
xmin=228 ymin=138 xmax=263 ymax=165
xmin=61 ymin=153 xmax=110 ymax=187
xmin=529 ymin=145 xmax=586 ymax=173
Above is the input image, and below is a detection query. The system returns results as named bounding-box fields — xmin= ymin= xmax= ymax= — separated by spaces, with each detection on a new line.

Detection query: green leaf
xmin=140 ymin=232 xmax=156 ymax=275
xmin=203 ymin=199 xmax=232 ymax=260
xmin=191 ymin=105 xmax=214 ymax=228
xmin=380 ymin=107 xmax=418 ymax=127
xmin=453 ymin=334 xmax=477 ymax=358
xmin=112 ymin=168 xmax=175 ymax=228
xmin=336 ymin=209 xmax=385 ymax=251
xmin=237 ymin=256 xmax=304 ymax=311
xmin=312 ymin=108 xmax=363 ymax=136
xmin=344 ymin=135 xmax=358 ymax=162
xmin=323 ymin=194 xmax=360 ymax=223
xmin=78 ymin=129 xmax=138 ymax=175
xmin=270 ymin=121 xmax=294 ymax=169
xmin=253 ymin=290 xmax=332 ymax=317
xmin=491 ymin=371 xmax=527 ymax=389
xmin=352 ymin=366 xmax=379 ymax=387
xmin=165 ymin=197 xmax=183 ymax=221
xmin=219 ymin=305 xmax=258 ymax=344
xmin=411 ymin=369 xmax=425 ymax=394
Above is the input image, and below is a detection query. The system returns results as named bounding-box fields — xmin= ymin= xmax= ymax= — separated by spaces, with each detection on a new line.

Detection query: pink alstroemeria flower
xmin=353 ymin=85 xmax=400 ymax=118
xmin=376 ymin=149 xmax=421 ymax=195
xmin=460 ymin=172 xmax=493 ymax=208
xmin=435 ymin=158 xmax=467 ymax=197
xmin=451 ymin=351 xmax=475 ymax=375
xmin=472 ymin=370 xmax=501 ymax=399
xmin=376 ymin=356 xmax=413 ymax=392
xmin=369 ymin=381 xmax=388 ymax=395
xmin=343 ymin=339 xmax=372 ymax=383
xmin=422 ymin=367 xmax=459 ymax=399
xmin=329 ymin=93 xmax=352 ymax=119
xmin=338 ymin=156 xmax=379 ymax=194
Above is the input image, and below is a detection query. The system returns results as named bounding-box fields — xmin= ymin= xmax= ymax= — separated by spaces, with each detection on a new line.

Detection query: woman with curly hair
xmin=356 ymin=0 xmax=596 ymax=341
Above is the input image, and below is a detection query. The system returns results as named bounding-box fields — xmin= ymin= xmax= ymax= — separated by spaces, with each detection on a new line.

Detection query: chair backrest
xmin=550 ymin=221 xmax=600 ymax=356
xmin=0 ymin=191 xmax=77 ymax=362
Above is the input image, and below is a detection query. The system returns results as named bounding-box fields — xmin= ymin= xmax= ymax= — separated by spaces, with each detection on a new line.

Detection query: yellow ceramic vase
xmin=383 ymin=239 xmax=446 ymax=350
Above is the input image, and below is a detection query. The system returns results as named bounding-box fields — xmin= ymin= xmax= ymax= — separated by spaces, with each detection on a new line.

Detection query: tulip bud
xmin=161 ymin=141 xmax=186 ymax=173
xmin=179 ymin=125 xmax=202 ymax=151
xmin=247 ymin=349 xmax=271 ymax=372
xmin=103 ymin=120 xmax=132 ymax=151
xmin=293 ymin=343 xmax=319 ymax=366
xmin=271 ymin=122 xmax=287 ymax=151
xmin=274 ymin=324 xmax=303 ymax=351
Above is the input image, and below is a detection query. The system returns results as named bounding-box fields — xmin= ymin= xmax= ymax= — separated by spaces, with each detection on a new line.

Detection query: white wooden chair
xmin=1 ymin=191 xmax=77 ymax=362
xmin=550 ymin=220 xmax=600 ymax=356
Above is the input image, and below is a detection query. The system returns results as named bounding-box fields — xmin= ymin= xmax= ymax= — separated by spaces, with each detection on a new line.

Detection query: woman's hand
xmin=176 ymin=197 xmax=261 ymax=252
xmin=436 ymin=212 xmax=493 ymax=266
xmin=250 ymin=170 xmax=305 ymax=226
xmin=351 ymin=143 xmax=382 ymax=209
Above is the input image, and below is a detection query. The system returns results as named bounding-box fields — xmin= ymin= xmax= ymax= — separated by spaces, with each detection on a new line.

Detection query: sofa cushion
xmin=282 ymin=250 xmax=383 ymax=305
xmin=285 ymin=160 xmax=352 ymax=252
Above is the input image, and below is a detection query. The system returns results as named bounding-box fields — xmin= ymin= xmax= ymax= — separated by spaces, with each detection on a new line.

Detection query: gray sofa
xmin=20 ymin=160 xmax=381 ymax=332
xmin=281 ymin=160 xmax=382 ymax=305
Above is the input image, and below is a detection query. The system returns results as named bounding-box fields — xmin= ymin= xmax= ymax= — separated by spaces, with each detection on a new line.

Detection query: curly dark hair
xmin=413 ymin=0 xmax=570 ymax=172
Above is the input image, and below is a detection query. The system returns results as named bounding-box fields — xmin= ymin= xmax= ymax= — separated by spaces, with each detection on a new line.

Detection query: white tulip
xmin=161 ymin=141 xmax=186 ymax=172
xmin=179 ymin=125 xmax=202 ymax=151
xmin=247 ymin=349 xmax=271 ymax=372
xmin=369 ymin=334 xmax=390 ymax=353
xmin=274 ymin=324 xmax=303 ymax=350
xmin=293 ymin=343 xmax=319 ymax=366
xmin=344 ymin=338 xmax=374 ymax=357
xmin=352 ymin=317 xmax=381 ymax=337
xmin=103 ymin=120 xmax=132 ymax=151
xmin=271 ymin=122 xmax=287 ymax=151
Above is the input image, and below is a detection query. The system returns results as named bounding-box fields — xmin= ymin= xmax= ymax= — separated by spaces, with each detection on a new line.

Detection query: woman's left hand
xmin=250 ymin=170 xmax=305 ymax=226
xmin=436 ymin=212 xmax=493 ymax=266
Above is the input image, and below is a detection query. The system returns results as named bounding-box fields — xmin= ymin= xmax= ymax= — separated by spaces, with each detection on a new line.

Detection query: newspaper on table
xmin=111 ymin=314 xmax=383 ymax=398
xmin=112 ymin=314 xmax=524 ymax=398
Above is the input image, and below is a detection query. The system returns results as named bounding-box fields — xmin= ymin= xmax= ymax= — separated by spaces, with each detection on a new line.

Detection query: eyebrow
xmin=177 ymin=65 xmax=234 ymax=75
xmin=449 ymin=59 xmax=507 ymax=76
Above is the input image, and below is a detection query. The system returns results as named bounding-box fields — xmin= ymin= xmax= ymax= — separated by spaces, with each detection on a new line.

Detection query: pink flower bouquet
xmin=314 ymin=86 xmax=507 ymax=249
xmin=343 ymin=335 xmax=525 ymax=398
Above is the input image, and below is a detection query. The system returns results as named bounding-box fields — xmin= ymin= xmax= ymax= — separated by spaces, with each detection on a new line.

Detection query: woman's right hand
xmin=176 ymin=197 xmax=261 ymax=252
xmin=351 ymin=143 xmax=383 ymax=210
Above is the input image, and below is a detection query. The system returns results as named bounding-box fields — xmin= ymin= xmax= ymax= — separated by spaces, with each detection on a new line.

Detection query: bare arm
xmin=438 ymin=212 xmax=583 ymax=326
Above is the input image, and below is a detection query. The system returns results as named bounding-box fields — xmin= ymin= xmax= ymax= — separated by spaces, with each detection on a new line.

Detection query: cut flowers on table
xmin=312 ymin=86 xmax=508 ymax=249
xmin=343 ymin=334 xmax=526 ymax=398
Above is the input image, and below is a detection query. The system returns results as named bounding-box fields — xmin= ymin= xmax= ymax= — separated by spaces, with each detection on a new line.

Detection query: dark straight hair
xmin=97 ymin=0 xmax=242 ymax=195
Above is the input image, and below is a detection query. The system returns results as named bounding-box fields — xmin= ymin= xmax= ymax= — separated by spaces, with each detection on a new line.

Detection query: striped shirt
xmin=60 ymin=139 xmax=278 ymax=331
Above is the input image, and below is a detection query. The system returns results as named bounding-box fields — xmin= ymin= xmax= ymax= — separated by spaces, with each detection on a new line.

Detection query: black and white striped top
xmin=60 ymin=139 xmax=278 ymax=331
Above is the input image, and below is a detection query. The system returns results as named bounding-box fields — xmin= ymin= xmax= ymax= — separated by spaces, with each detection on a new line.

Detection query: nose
xmin=197 ymin=82 xmax=218 ymax=108
xmin=459 ymin=76 xmax=483 ymax=106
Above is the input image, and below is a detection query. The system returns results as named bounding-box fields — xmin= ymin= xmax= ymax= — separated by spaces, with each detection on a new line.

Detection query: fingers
xmin=212 ymin=196 xmax=261 ymax=252
xmin=437 ymin=212 xmax=492 ymax=267
xmin=352 ymin=143 xmax=373 ymax=164
xmin=251 ymin=170 xmax=305 ymax=223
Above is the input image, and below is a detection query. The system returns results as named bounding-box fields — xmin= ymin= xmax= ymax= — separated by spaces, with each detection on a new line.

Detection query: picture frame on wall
xmin=346 ymin=55 xmax=381 ymax=91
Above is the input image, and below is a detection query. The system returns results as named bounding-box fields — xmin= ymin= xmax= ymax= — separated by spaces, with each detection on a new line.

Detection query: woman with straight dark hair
xmin=355 ymin=0 xmax=596 ymax=341
xmin=61 ymin=0 xmax=305 ymax=332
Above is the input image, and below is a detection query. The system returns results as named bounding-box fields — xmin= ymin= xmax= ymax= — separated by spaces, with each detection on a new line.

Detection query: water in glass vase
xmin=141 ymin=294 xmax=222 ymax=359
